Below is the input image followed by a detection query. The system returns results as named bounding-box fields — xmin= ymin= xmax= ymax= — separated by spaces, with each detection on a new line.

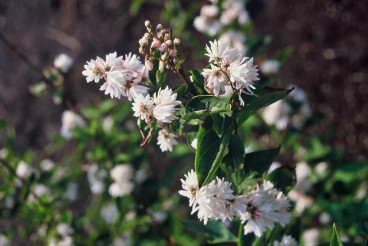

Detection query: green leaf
xmin=190 ymin=70 xmax=207 ymax=94
xmin=148 ymin=51 xmax=160 ymax=86
xmin=129 ymin=0 xmax=145 ymax=16
xmin=246 ymin=35 xmax=271 ymax=58
xmin=243 ymin=147 xmax=280 ymax=176
xmin=211 ymin=114 xmax=225 ymax=137
xmin=195 ymin=118 xmax=221 ymax=186
xmin=238 ymin=87 xmax=291 ymax=125
xmin=186 ymin=95 xmax=230 ymax=112
xmin=330 ymin=223 xmax=344 ymax=246
xmin=202 ymin=120 xmax=234 ymax=186
xmin=183 ymin=220 xmax=237 ymax=244
xmin=221 ymin=134 xmax=245 ymax=172
xmin=267 ymin=167 xmax=294 ymax=193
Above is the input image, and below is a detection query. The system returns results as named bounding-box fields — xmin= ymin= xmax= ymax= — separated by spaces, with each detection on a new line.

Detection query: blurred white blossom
xmin=54 ymin=53 xmax=73 ymax=73
xmin=60 ymin=110 xmax=85 ymax=139
xmin=101 ymin=203 xmax=119 ymax=224
xmin=273 ymin=235 xmax=298 ymax=246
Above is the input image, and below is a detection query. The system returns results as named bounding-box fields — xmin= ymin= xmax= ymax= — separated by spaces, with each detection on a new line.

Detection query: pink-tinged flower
xmin=202 ymin=64 xmax=228 ymax=96
xmin=157 ymin=129 xmax=178 ymax=152
xmin=82 ymin=59 xmax=105 ymax=83
xmin=240 ymin=180 xmax=291 ymax=237
xmin=100 ymin=71 xmax=125 ymax=99
xmin=145 ymin=59 xmax=153 ymax=71
xmin=122 ymin=53 xmax=143 ymax=71
xmin=132 ymin=93 xmax=154 ymax=124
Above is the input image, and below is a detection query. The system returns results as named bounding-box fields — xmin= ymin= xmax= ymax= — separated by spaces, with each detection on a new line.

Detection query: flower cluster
xmin=108 ymin=164 xmax=134 ymax=197
xmin=262 ymin=85 xmax=312 ymax=130
xmin=139 ymin=20 xmax=182 ymax=72
xmin=194 ymin=0 xmax=250 ymax=37
xmin=179 ymin=170 xmax=291 ymax=237
xmin=202 ymin=38 xmax=259 ymax=105
xmin=82 ymin=52 xmax=150 ymax=100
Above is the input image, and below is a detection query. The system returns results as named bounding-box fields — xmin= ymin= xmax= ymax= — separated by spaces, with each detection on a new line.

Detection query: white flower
xmin=29 ymin=184 xmax=50 ymax=202
xmin=273 ymin=235 xmax=298 ymax=246
xmin=16 ymin=160 xmax=32 ymax=179
xmin=191 ymin=139 xmax=198 ymax=149
xmin=302 ymin=228 xmax=319 ymax=246
xmin=110 ymin=164 xmax=133 ymax=183
xmin=40 ymin=159 xmax=55 ymax=171
xmin=87 ymin=164 xmax=107 ymax=194
xmin=319 ymin=212 xmax=331 ymax=225
xmin=56 ymin=223 xmax=73 ymax=237
xmin=101 ymin=203 xmax=119 ymax=224
xmin=229 ymin=57 xmax=259 ymax=94
xmin=49 ymin=236 xmax=73 ymax=246
xmin=60 ymin=110 xmax=85 ymax=139
xmin=100 ymin=71 xmax=126 ymax=99
xmin=178 ymin=169 xmax=199 ymax=207
xmin=132 ymin=93 xmax=154 ymax=124
xmin=0 ymin=234 xmax=9 ymax=246
xmin=157 ymin=129 xmax=178 ymax=152
xmin=260 ymin=60 xmax=280 ymax=75
xmin=82 ymin=58 xmax=105 ymax=83
xmin=202 ymin=64 xmax=228 ymax=96
xmin=220 ymin=0 xmax=250 ymax=25
xmin=220 ymin=31 xmax=247 ymax=55
xmin=54 ymin=53 xmax=73 ymax=73
xmin=108 ymin=181 xmax=134 ymax=197
xmin=152 ymin=86 xmax=181 ymax=123
xmin=314 ymin=161 xmax=328 ymax=175
xmin=193 ymin=5 xmax=222 ymax=36
xmin=64 ymin=182 xmax=78 ymax=201
xmin=205 ymin=38 xmax=231 ymax=63
xmin=262 ymin=100 xmax=291 ymax=130
xmin=241 ymin=180 xmax=291 ymax=237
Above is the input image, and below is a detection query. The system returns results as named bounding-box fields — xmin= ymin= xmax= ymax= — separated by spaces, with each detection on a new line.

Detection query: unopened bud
xmin=151 ymin=39 xmax=161 ymax=49
xmin=139 ymin=37 xmax=148 ymax=48
xmin=165 ymin=40 xmax=172 ymax=46
xmin=161 ymin=53 xmax=168 ymax=61
xmin=145 ymin=59 xmax=153 ymax=71
xmin=174 ymin=38 xmax=181 ymax=46
xmin=159 ymin=43 xmax=168 ymax=52
xmin=156 ymin=24 xmax=163 ymax=32
xmin=159 ymin=61 xmax=166 ymax=72
xmin=144 ymin=33 xmax=150 ymax=39
xmin=144 ymin=20 xmax=151 ymax=29
xmin=169 ymin=48 xmax=177 ymax=57
xmin=139 ymin=47 xmax=145 ymax=54
xmin=164 ymin=33 xmax=171 ymax=40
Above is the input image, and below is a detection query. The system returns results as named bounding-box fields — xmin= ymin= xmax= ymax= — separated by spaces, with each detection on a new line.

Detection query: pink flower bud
xmin=169 ymin=49 xmax=177 ymax=57
xmin=145 ymin=20 xmax=151 ymax=29
xmin=145 ymin=59 xmax=153 ymax=71
xmin=164 ymin=33 xmax=171 ymax=40
xmin=159 ymin=43 xmax=168 ymax=52
xmin=165 ymin=40 xmax=172 ymax=46
xmin=151 ymin=40 xmax=161 ymax=49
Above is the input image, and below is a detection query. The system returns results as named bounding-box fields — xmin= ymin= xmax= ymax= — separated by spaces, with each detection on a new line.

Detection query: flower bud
xmin=144 ymin=20 xmax=151 ymax=29
xmin=156 ymin=24 xmax=163 ymax=32
xmin=145 ymin=59 xmax=153 ymax=71
xmin=173 ymin=38 xmax=181 ymax=46
xmin=164 ymin=33 xmax=171 ymax=40
xmin=169 ymin=48 xmax=177 ymax=57
xmin=165 ymin=40 xmax=172 ymax=46
xmin=139 ymin=47 xmax=145 ymax=54
xmin=151 ymin=39 xmax=161 ymax=49
xmin=159 ymin=43 xmax=168 ymax=53
xmin=161 ymin=53 xmax=168 ymax=61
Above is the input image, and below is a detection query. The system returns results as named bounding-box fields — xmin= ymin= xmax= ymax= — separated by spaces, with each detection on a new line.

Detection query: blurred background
xmin=0 ymin=0 xmax=367 ymax=160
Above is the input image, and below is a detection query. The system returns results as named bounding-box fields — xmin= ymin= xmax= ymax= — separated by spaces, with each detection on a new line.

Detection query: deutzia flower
xmin=273 ymin=235 xmax=298 ymax=246
xmin=220 ymin=31 xmax=247 ymax=55
xmin=229 ymin=57 xmax=259 ymax=94
xmin=152 ymin=86 xmax=181 ymax=123
xmin=54 ymin=53 xmax=73 ymax=73
xmin=178 ymin=169 xmax=199 ymax=207
xmin=131 ymin=93 xmax=155 ymax=124
xmin=202 ymin=64 xmax=227 ymax=96
xmin=82 ymin=58 xmax=105 ymax=83
xmin=108 ymin=164 xmax=134 ymax=197
xmin=302 ymin=228 xmax=320 ymax=246
xmin=87 ymin=164 xmax=107 ymax=194
xmin=240 ymin=180 xmax=291 ymax=237
xmin=205 ymin=38 xmax=230 ymax=63
xmin=220 ymin=0 xmax=250 ymax=25
xmin=16 ymin=160 xmax=32 ymax=179
xmin=100 ymin=203 xmax=119 ymax=224
xmin=260 ymin=59 xmax=281 ymax=75
xmin=157 ymin=129 xmax=178 ymax=152
xmin=193 ymin=5 xmax=222 ymax=36
xmin=60 ymin=110 xmax=85 ymax=139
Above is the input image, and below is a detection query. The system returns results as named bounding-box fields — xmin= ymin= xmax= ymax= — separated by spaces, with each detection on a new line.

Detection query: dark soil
xmin=0 ymin=0 xmax=367 ymax=160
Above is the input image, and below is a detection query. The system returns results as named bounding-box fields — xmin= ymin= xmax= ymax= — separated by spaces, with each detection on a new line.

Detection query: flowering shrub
xmin=0 ymin=2 xmax=367 ymax=246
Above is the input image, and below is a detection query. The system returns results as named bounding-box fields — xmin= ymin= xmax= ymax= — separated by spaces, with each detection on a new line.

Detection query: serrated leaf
xmin=174 ymin=83 xmax=188 ymax=100
xmin=330 ymin=223 xmax=344 ymax=246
